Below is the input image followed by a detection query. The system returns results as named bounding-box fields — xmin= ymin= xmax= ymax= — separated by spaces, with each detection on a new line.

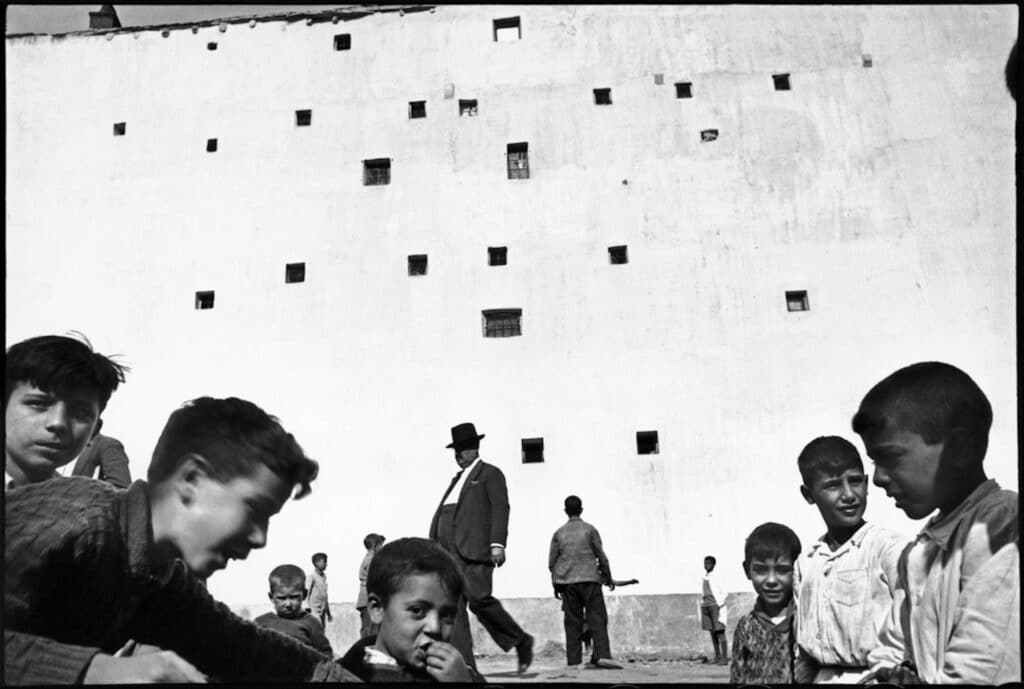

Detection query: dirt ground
xmin=475 ymin=653 xmax=731 ymax=683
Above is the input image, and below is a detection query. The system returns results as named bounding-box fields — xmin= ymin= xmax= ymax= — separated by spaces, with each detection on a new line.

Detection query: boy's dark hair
xmin=312 ymin=552 xmax=327 ymax=564
xmin=5 ymin=334 xmax=128 ymax=411
xmin=268 ymin=564 xmax=305 ymax=591
xmin=797 ymin=436 xmax=863 ymax=486
xmin=704 ymin=555 xmax=716 ymax=566
xmin=362 ymin=533 xmax=384 ymax=550
xmin=851 ymin=362 xmax=993 ymax=463
xmin=564 ymin=495 xmax=583 ymax=516
xmin=743 ymin=522 xmax=802 ymax=566
xmin=146 ymin=397 xmax=319 ymax=498
xmin=367 ymin=537 xmax=464 ymax=604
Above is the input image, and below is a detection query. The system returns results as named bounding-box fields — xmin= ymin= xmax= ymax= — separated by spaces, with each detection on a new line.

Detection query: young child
xmin=4 ymin=396 xmax=355 ymax=684
xmin=357 ymin=533 xmax=386 ymax=638
xmin=255 ymin=564 xmax=333 ymax=656
xmin=339 ymin=537 xmax=483 ymax=682
xmin=792 ymin=435 xmax=907 ymax=683
xmin=307 ymin=552 xmax=333 ymax=628
xmin=853 ymin=362 xmax=1019 ymax=684
xmin=5 ymin=333 xmax=127 ymax=489
xmin=698 ymin=555 xmax=729 ymax=665
xmin=730 ymin=522 xmax=802 ymax=685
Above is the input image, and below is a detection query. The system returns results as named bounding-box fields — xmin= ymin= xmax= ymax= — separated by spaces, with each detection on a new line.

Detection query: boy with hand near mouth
xmin=255 ymin=564 xmax=333 ymax=655
xmin=792 ymin=435 xmax=907 ymax=683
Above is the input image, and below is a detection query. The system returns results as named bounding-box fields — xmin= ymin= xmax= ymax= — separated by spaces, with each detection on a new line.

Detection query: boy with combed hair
xmin=4 ymin=396 xmax=354 ymax=683
xmin=730 ymin=522 xmax=801 ymax=685
xmin=339 ymin=537 xmax=484 ymax=682
xmin=356 ymin=533 xmax=386 ymax=638
xmin=698 ymin=555 xmax=729 ymax=666
xmin=5 ymin=334 xmax=128 ymax=489
xmin=792 ymin=435 xmax=907 ymax=683
xmin=853 ymin=362 xmax=1019 ymax=684
xmin=255 ymin=564 xmax=333 ymax=655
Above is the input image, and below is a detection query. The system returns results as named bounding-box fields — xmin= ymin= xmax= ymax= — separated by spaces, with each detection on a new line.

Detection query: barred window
xmin=506 ymin=142 xmax=529 ymax=180
xmin=408 ymin=254 xmax=428 ymax=276
xmin=285 ymin=262 xmax=306 ymax=283
xmin=637 ymin=430 xmax=659 ymax=455
xmin=295 ymin=109 xmax=312 ymax=127
xmin=482 ymin=308 xmax=522 ymax=337
xmin=195 ymin=291 xmax=215 ymax=310
xmin=363 ymin=158 xmax=391 ymax=186
xmin=408 ymin=101 xmax=426 ymax=119
xmin=675 ymin=81 xmax=693 ymax=98
xmin=786 ymin=290 xmax=810 ymax=312
xmin=113 ymin=122 xmax=126 ymax=136
xmin=459 ymin=99 xmax=478 ymax=117
xmin=488 ymin=246 xmax=507 ymax=266
xmin=773 ymin=73 xmax=791 ymax=91
xmin=493 ymin=16 xmax=521 ymax=42
xmin=608 ymin=245 xmax=628 ymax=265
xmin=521 ymin=438 xmax=544 ymax=463
xmin=334 ymin=33 xmax=351 ymax=51
xmin=593 ymin=88 xmax=612 ymax=105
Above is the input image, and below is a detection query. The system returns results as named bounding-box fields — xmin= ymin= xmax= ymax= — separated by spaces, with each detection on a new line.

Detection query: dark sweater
xmin=254 ymin=610 xmax=333 ymax=655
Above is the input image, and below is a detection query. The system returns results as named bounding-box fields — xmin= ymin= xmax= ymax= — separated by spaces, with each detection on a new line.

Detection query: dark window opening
xmin=482 ymin=308 xmax=522 ymax=338
xmin=207 ymin=42 xmax=217 ymax=51
xmin=295 ymin=109 xmax=312 ymax=127
xmin=493 ymin=16 xmax=521 ymax=42
xmin=408 ymin=254 xmax=428 ymax=276
xmin=488 ymin=246 xmax=508 ymax=266
xmin=700 ymin=129 xmax=719 ymax=142
xmin=593 ymin=88 xmax=612 ymax=105
xmin=773 ymin=73 xmax=791 ymax=91
xmin=113 ymin=122 xmax=126 ymax=136
xmin=862 ymin=54 xmax=873 ymax=68
xmin=637 ymin=430 xmax=659 ymax=455
xmin=206 ymin=138 xmax=218 ymax=152
xmin=459 ymin=99 xmax=478 ymax=117
xmin=522 ymin=437 xmax=544 ymax=463
xmin=334 ymin=33 xmax=351 ymax=50
xmin=785 ymin=290 xmax=810 ymax=312
xmin=408 ymin=101 xmax=426 ymax=119
xmin=195 ymin=291 xmax=215 ymax=310
xmin=506 ymin=142 xmax=529 ymax=180
xmin=285 ymin=262 xmax=306 ymax=283
xmin=653 ymin=73 xmax=664 ymax=85
xmin=608 ymin=245 xmax=628 ymax=265
xmin=363 ymin=158 xmax=391 ymax=186
xmin=675 ymin=81 xmax=693 ymax=98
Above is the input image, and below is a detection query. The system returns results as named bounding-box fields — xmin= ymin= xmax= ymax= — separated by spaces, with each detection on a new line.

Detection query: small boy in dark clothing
xmin=730 ymin=522 xmax=802 ymax=685
xmin=4 ymin=396 xmax=355 ymax=683
xmin=340 ymin=537 xmax=484 ymax=682
xmin=255 ymin=564 xmax=333 ymax=656
xmin=357 ymin=533 xmax=386 ymax=638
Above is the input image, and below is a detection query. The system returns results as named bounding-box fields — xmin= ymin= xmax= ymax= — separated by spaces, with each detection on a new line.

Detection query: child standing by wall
xmin=255 ymin=564 xmax=333 ymax=655
xmin=698 ymin=555 xmax=729 ymax=665
xmin=307 ymin=552 xmax=332 ymax=629
xmin=356 ymin=533 xmax=386 ymax=638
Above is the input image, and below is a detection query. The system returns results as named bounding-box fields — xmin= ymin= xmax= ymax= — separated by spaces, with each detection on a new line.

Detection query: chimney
xmin=89 ymin=5 xmax=121 ymax=30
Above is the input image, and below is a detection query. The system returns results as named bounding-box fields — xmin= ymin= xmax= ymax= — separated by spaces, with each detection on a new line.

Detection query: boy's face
xmin=314 ymin=557 xmax=327 ymax=571
xmin=861 ymin=424 xmax=944 ymax=520
xmin=269 ymin=581 xmax=306 ymax=619
xmin=5 ymin=382 xmax=101 ymax=482
xmin=703 ymin=558 xmax=715 ymax=573
xmin=802 ymin=466 xmax=868 ymax=530
xmin=370 ymin=572 xmax=458 ymax=671
xmin=175 ymin=462 xmax=292 ymax=578
xmin=745 ymin=555 xmax=794 ymax=614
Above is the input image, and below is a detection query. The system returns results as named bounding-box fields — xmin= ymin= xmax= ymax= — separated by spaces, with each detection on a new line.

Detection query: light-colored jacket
xmin=697 ymin=570 xmax=728 ymax=625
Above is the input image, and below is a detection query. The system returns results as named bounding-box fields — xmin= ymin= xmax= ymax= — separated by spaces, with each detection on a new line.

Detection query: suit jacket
xmin=429 ymin=460 xmax=510 ymax=562
xmin=71 ymin=434 xmax=131 ymax=489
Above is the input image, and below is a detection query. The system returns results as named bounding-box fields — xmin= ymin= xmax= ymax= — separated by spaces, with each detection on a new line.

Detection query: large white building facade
xmin=6 ymin=5 xmax=1017 ymax=611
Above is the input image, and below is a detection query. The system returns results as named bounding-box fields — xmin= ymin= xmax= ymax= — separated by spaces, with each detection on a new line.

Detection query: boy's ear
xmin=741 ymin=560 xmax=751 ymax=580
xmin=91 ymin=418 xmax=104 ymax=440
xmin=799 ymin=484 xmax=814 ymax=504
xmin=367 ymin=593 xmax=385 ymax=625
xmin=268 ymin=591 xmax=274 ymax=602
xmin=173 ymin=453 xmax=214 ymax=505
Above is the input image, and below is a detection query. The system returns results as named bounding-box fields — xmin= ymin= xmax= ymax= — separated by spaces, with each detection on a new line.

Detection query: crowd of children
xmin=3 ymin=333 xmax=1020 ymax=685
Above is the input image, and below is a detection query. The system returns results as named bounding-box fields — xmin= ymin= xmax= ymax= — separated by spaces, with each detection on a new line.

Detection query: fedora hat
xmin=446 ymin=422 xmax=485 ymax=449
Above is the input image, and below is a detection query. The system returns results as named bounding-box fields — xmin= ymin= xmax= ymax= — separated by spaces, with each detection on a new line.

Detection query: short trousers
xmin=701 ymin=604 xmax=725 ymax=631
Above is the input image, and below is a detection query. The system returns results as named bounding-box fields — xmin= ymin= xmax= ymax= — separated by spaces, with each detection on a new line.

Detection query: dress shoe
xmin=516 ymin=633 xmax=534 ymax=674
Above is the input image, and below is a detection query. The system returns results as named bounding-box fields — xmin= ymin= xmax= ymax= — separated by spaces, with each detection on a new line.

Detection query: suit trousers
xmin=561 ymin=582 xmax=611 ymax=665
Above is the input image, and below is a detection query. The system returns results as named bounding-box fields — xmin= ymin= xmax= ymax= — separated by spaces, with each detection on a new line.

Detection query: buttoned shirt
xmin=794 ymin=521 xmax=907 ymax=668
xmin=549 ymin=516 xmax=611 ymax=584
xmin=867 ymin=479 xmax=1020 ymax=684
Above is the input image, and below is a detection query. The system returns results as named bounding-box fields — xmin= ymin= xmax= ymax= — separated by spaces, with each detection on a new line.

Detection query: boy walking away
xmin=4 ymin=396 xmax=355 ymax=683
xmin=549 ymin=495 xmax=622 ymax=669
xmin=5 ymin=334 xmax=127 ymax=490
xmin=698 ymin=555 xmax=729 ymax=665
xmin=339 ymin=537 xmax=484 ymax=682
xmin=730 ymin=522 xmax=802 ymax=685
xmin=307 ymin=552 xmax=333 ymax=629
xmin=854 ymin=362 xmax=1019 ymax=684
xmin=255 ymin=564 xmax=333 ymax=656
xmin=357 ymin=533 xmax=386 ymax=638
xmin=793 ymin=435 xmax=907 ymax=683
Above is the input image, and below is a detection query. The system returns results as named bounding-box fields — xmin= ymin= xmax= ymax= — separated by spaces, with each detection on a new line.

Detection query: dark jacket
xmin=71 ymin=434 xmax=131 ymax=488
xmin=429 ymin=460 xmax=510 ymax=562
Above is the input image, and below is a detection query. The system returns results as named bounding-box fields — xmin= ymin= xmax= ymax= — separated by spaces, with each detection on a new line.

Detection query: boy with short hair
xmin=792 ymin=435 xmax=907 ymax=683
xmin=853 ymin=362 xmax=1020 ymax=684
xmin=5 ymin=334 xmax=128 ymax=489
xmin=339 ymin=537 xmax=484 ymax=682
xmin=357 ymin=533 xmax=386 ymax=638
xmin=730 ymin=522 xmax=802 ymax=685
xmin=698 ymin=555 xmax=729 ymax=666
xmin=255 ymin=564 xmax=333 ymax=655
xmin=307 ymin=552 xmax=333 ymax=628
xmin=4 ymin=396 xmax=354 ymax=684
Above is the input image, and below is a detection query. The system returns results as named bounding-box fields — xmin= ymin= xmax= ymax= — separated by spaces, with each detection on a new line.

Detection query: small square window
xmin=408 ymin=254 xmax=428 ymax=276
xmin=637 ymin=430 xmax=659 ymax=455
xmin=773 ymin=73 xmax=791 ymax=91
xmin=493 ymin=16 xmax=521 ymax=42
xmin=488 ymin=246 xmax=507 ymax=266
xmin=482 ymin=308 xmax=522 ymax=338
xmin=408 ymin=101 xmax=426 ymax=119
xmin=521 ymin=437 xmax=544 ymax=463
xmin=334 ymin=33 xmax=351 ymax=51
xmin=295 ymin=109 xmax=312 ymax=127
xmin=113 ymin=122 xmax=126 ymax=136
xmin=207 ymin=42 xmax=217 ymax=51
xmin=700 ymin=129 xmax=719 ymax=143
xmin=206 ymin=138 xmax=218 ymax=152
xmin=285 ymin=262 xmax=305 ymax=283
xmin=608 ymin=245 xmax=628 ymax=265
xmin=195 ymin=290 xmax=215 ymax=310
xmin=507 ymin=142 xmax=529 ymax=180
xmin=653 ymin=73 xmax=664 ymax=85
xmin=459 ymin=99 xmax=478 ymax=117
xmin=675 ymin=81 xmax=693 ymax=98
xmin=862 ymin=54 xmax=873 ymax=68
xmin=593 ymin=88 xmax=612 ymax=105
xmin=364 ymin=158 xmax=391 ymax=186
xmin=785 ymin=290 xmax=810 ymax=312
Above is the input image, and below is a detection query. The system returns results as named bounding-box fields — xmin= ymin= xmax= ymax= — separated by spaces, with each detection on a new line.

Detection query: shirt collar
xmin=808 ymin=521 xmax=872 ymax=557
xmin=460 ymin=456 xmax=482 ymax=476
xmin=364 ymin=646 xmax=399 ymax=667
xmin=921 ymin=479 xmax=1000 ymax=551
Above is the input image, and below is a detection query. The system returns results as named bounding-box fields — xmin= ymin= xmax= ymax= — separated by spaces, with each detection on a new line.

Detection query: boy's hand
xmin=83 ymin=651 xmax=208 ymax=683
xmin=423 ymin=640 xmax=473 ymax=682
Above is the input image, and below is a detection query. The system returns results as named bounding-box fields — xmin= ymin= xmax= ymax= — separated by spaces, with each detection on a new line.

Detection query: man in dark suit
xmin=71 ymin=433 xmax=131 ymax=488
xmin=429 ymin=422 xmax=534 ymax=674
